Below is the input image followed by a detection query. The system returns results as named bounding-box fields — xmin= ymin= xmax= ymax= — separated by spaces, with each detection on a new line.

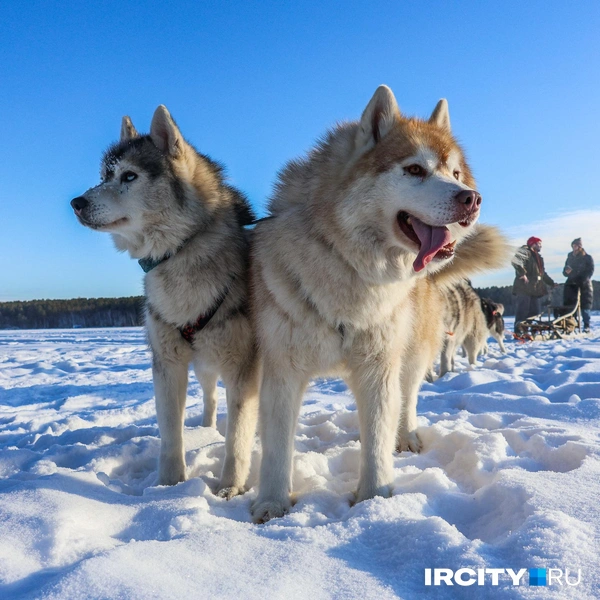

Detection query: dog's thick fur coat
xmin=251 ymin=86 xmax=509 ymax=522
xmin=438 ymin=280 xmax=489 ymax=376
xmin=480 ymin=298 xmax=507 ymax=353
xmin=72 ymin=107 xmax=259 ymax=497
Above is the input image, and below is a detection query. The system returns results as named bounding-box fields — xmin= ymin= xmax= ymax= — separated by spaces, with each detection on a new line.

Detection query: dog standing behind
xmin=480 ymin=297 xmax=507 ymax=353
xmin=438 ymin=280 xmax=488 ymax=377
xmin=250 ymin=85 xmax=509 ymax=523
xmin=71 ymin=107 xmax=259 ymax=497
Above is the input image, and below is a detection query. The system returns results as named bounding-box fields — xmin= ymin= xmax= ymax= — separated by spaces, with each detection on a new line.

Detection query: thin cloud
xmin=472 ymin=209 xmax=600 ymax=288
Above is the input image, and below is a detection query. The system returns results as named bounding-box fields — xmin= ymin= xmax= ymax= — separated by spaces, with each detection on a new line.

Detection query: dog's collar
xmin=138 ymin=254 xmax=169 ymax=273
xmin=138 ymin=234 xmax=198 ymax=273
xmin=138 ymin=217 xmax=274 ymax=273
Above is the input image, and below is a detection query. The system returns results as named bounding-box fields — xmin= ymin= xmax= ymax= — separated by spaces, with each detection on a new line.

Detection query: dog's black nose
xmin=71 ymin=197 xmax=88 ymax=211
xmin=455 ymin=190 xmax=482 ymax=208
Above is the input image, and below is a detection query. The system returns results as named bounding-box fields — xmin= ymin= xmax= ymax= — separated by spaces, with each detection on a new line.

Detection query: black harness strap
xmin=176 ymin=215 xmax=273 ymax=342
xmin=142 ymin=216 xmax=277 ymax=342
xmin=244 ymin=215 xmax=275 ymax=227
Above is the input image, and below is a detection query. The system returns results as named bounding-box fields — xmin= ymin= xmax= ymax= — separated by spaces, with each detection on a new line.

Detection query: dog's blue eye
xmin=121 ymin=171 xmax=137 ymax=183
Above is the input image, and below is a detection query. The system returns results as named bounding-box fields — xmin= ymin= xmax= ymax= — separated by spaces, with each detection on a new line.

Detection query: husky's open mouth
xmin=397 ymin=211 xmax=458 ymax=272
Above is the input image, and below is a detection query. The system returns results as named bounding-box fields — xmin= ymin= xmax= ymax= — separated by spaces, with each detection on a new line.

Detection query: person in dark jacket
xmin=563 ymin=237 xmax=594 ymax=332
xmin=512 ymin=236 xmax=555 ymax=332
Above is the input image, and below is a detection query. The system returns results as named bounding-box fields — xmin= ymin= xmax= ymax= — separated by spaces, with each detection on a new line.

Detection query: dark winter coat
xmin=512 ymin=245 xmax=555 ymax=297
xmin=563 ymin=251 xmax=594 ymax=310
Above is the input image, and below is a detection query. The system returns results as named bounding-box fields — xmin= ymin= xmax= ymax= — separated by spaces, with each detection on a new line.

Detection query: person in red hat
xmin=512 ymin=237 xmax=555 ymax=332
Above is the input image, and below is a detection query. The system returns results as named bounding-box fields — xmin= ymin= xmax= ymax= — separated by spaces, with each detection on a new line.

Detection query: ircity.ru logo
xmin=424 ymin=568 xmax=581 ymax=587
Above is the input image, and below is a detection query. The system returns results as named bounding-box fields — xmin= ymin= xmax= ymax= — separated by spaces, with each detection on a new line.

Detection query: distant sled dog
xmin=438 ymin=280 xmax=489 ymax=377
xmin=480 ymin=297 xmax=507 ymax=353
xmin=71 ymin=107 xmax=259 ymax=497
xmin=250 ymin=85 xmax=509 ymax=523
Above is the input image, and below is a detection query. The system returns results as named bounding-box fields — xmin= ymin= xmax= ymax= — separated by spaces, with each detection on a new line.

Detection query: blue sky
xmin=1 ymin=1 xmax=599 ymax=301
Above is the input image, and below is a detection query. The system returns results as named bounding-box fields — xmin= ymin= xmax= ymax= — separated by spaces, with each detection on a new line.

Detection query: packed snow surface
xmin=1 ymin=319 xmax=599 ymax=599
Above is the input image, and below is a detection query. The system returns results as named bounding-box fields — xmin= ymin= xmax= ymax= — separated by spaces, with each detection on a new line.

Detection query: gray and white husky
xmin=71 ymin=107 xmax=259 ymax=497
xmin=251 ymin=85 xmax=509 ymax=522
xmin=438 ymin=280 xmax=489 ymax=377
xmin=480 ymin=297 xmax=507 ymax=354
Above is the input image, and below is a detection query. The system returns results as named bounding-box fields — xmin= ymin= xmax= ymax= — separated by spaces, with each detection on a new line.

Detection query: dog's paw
xmin=424 ymin=370 xmax=437 ymax=383
xmin=354 ymin=482 xmax=393 ymax=504
xmin=157 ymin=471 xmax=187 ymax=486
xmin=396 ymin=430 xmax=423 ymax=453
xmin=216 ymin=485 xmax=244 ymax=500
xmin=157 ymin=457 xmax=187 ymax=486
xmin=251 ymin=498 xmax=291 ymax=524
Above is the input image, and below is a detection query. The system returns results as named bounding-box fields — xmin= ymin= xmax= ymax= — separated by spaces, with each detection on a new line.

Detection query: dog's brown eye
xmin=404 ymin=164 xmax=426 ymax=177
xmin=453 ymin=170 xmax=460 ymax=180
xmin=121 ymin=171 xmax=137 ymax=183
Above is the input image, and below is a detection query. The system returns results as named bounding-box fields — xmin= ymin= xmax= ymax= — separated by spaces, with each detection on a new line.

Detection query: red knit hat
xmin=527 ymin=236 xmax=542 ymax=247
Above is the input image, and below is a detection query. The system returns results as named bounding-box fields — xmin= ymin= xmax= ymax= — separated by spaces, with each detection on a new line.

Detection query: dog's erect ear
xmin=150 ymin=105 xmax=184 ymax=156
xmin=429 ymin=99 xmax=451 ymax=132
xmin=120 ymin=116 xmax=139 ymax=141
xmin=356 ymin=85 xmax=400 ymax=149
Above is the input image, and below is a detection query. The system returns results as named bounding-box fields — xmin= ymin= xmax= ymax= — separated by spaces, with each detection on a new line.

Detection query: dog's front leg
xmin=397 ymin=347 xmax=429 ymax=453
xmin=148 ymin=320 xmax=190 ymax=486
xmin=252 ymin=364 xmax=308 ymax=523
xmin=347 ymin=348 xmax=401 ymax=503
xmin=496 ymin=334 xmax=507 ymax=354
xmin=153 ymin=353 xmax=189 ymax=485
xmin=217 ymin=365 xmax=260 ymax=499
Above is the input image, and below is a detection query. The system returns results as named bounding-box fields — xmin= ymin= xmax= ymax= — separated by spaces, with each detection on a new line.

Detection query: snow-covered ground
xmin=1 ymin=319 xmax=599 ymax=599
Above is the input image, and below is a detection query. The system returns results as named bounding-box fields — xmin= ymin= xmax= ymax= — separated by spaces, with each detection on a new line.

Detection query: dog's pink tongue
xmin=411 ymin=217 xmax=453 ymax=272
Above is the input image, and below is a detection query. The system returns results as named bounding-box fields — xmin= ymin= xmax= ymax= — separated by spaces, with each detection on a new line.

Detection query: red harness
xmin=178 ymin=285 xmax=230 ymax=344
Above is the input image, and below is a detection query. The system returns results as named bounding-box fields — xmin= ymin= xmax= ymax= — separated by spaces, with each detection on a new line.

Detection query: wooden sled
xmin=514 ymin=292 xmax=581 ymax=341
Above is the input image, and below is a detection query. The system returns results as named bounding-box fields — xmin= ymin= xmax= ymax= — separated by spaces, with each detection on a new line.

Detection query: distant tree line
xmin=0 ymin=297 xmax=145 ymax=329
xmin=1 ymin=282 xmax=599 ymax=328
xmin=475 ymin=281 xmax=600 ymax=316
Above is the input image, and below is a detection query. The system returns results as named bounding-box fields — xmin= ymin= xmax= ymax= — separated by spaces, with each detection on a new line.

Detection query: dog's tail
xmin=431 ymin=224 xmax=512 ymax=287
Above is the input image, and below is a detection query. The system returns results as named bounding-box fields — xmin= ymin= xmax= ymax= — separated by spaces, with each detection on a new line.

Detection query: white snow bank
xmin=1 ymin=322 xmax=599 ymax=598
